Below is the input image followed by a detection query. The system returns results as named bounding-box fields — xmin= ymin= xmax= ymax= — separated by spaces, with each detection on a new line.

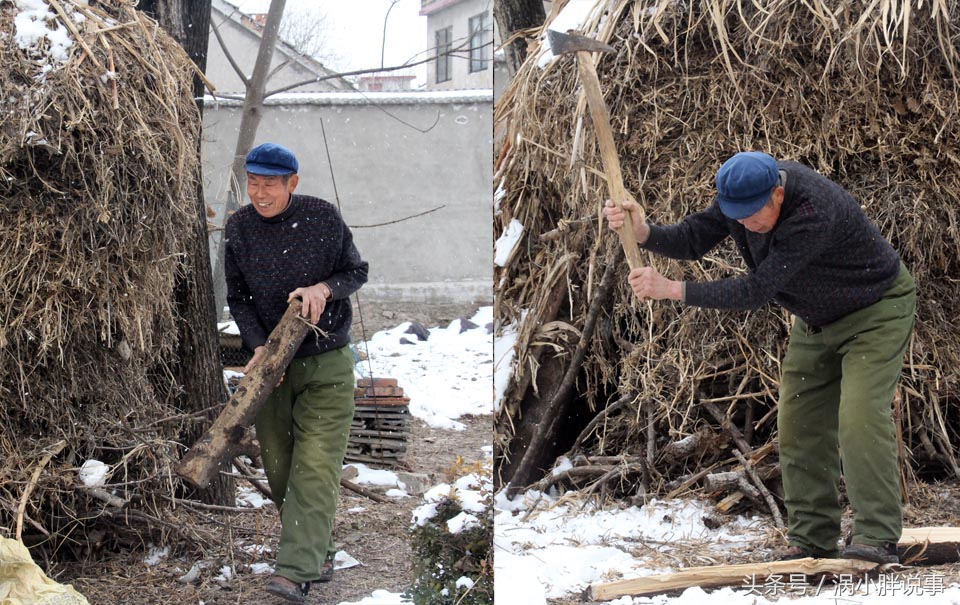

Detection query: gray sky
xmin=245 ymin=0 xmax=429 ymax=86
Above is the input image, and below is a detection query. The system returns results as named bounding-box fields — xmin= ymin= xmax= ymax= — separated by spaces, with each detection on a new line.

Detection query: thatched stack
xmin=0 ymin=0 xmax=203 ymax=550
xmin=494 ymin=0 xmax=960 ymax=509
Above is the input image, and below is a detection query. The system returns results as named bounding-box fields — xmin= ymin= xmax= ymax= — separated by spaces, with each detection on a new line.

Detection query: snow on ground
xmin=358 ymin=306 xmax=493 ymax=430
xmin=495 ymin=489 xmax=960 ymax=604
xmin=218 ymin=306 xmax=493 ymax=430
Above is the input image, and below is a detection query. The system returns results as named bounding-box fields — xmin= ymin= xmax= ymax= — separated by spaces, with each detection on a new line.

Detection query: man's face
xmin=247 ymin=173 xmax=299 ymax=218
xmin=737 ymin=186 xmax=784 ymax=233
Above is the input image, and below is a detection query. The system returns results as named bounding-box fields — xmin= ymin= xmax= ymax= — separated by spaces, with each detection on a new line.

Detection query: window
xmin=435 ymin=26 xmax=452 ymax=84
xmin=469 ymin=13 xmax=490 ymax=73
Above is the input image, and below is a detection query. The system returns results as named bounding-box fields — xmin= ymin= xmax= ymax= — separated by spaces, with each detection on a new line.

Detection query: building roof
xmin=204 ymin=89 xmax=492 ymax=107
xmin=211 ymin=0 xmax=351 ymax=90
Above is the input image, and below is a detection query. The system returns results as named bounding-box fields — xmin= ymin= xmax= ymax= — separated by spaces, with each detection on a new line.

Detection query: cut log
xmin=588 ymin=526 xmax=960 ymax=600
xmin=176 ymin=300 xmax=311 ymax=488
xmin=899 ymin=527 xmax=960 ymax=565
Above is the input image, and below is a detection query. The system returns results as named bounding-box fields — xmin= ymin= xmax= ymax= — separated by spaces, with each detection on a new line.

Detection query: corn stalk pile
xmin=0 ymin=0 xmax=214 ymax=553
xmin=494 ymin=0 xmax=960 ymax=514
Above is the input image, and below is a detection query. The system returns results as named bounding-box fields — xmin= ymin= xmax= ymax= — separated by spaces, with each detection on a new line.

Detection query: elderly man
xmin=225 ymin=142 xmax=368 ymax=602
xmin=603 ymin=151 xmax=915 ymax=564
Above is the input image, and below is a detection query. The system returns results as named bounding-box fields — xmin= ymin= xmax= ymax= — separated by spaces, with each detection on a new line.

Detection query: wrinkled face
xmin=737 ymin=186 xmax=784 ymax=233
xmin=247 ymin=173 xmax=299 ymax=218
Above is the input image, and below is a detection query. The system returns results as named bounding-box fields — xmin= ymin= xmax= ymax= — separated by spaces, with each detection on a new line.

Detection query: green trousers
xmin=255 ymin=345 xmax=356 ymax=582
xmin=778 ymin=263 xmax=915 ymax=555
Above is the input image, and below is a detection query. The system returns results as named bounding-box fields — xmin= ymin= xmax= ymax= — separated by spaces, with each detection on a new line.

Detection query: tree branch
xmin=210 ymin=12 xmax=249 ymax=87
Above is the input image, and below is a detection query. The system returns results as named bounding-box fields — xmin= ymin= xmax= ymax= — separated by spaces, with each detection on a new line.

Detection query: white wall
xmin=201 ymin=91 xmax=493 ymax=304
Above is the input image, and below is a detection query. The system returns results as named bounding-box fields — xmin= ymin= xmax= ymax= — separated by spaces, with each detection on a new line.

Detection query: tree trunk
xmin=139 ymin=0 xmax=234 ymax=505
xmin=137 ymin=0 xmax=211 ymax=100
xmin=494 ymin=0 xmax=546 ymax=73
xmin=211 ymin=0 xmax=289 ymax=314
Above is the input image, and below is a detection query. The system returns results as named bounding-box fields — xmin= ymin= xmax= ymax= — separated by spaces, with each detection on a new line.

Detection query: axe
xmin=547 ymin=29 xmax=645 ymax=269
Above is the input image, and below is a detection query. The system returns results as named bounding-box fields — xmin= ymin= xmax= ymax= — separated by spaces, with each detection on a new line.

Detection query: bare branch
xmin=210 ymin=8 xmax=249 ymax=87
xmin=265 ymin=39 xmax=493 ymax=97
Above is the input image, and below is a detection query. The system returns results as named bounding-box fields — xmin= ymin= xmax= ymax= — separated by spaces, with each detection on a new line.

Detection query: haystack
xmin=0 ymin=0 xmax=208 ymax=551
xmin=494 ymin=0 xmax=960 ymax=513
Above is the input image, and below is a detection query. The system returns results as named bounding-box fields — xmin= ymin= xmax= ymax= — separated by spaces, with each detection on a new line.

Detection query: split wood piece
xmin=588 ymin=557 xmax=879 ymax=601
xmin=589 ymin=527 xmax=960 ymax=600
xmin=714 ymin=490 xmax=745 ymax=513
xmin=340 ymin=478 xmax=389 ymax=504
xmin=703 ymin=402 xmax=783 ymax=528
xmin=177 ymin=300 xmax=311 ymax=488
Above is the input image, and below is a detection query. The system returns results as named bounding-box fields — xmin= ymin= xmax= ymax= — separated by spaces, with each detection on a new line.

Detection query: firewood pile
xmin=347 ymin=377 xmax=411 ymax=468
xmin=493 ymin=0 xmax=960 ymax=517
xmin=0 ymin=0 xmax=208 ymax=552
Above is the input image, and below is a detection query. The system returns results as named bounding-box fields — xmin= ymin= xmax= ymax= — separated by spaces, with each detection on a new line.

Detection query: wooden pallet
xmin=224 ymin=370 xmax=411 ymax=468
xmin=347 ymin=377 xmax=410 ymax=468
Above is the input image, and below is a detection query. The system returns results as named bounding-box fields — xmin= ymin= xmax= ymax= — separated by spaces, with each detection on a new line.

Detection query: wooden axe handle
xmin=575 ymin=53 xmax=647 ymax=270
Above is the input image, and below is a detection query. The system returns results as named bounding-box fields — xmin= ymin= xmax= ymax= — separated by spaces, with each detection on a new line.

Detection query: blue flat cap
xmin=245 ymin=142 xmax=299 ymax=176
xmin=715 ymin=151 xmax=778 ymax=220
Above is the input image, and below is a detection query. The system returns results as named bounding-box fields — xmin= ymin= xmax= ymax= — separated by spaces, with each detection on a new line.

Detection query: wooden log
xmin=899 ymin=527 xmax=960 ymax=565
xmin=588 ymin=558 xmax=879 ymax=601
xmin=176 ymin=300 xmax=311 ymax=488
xmin=661 ymin=430 xmax=709 ymax=464
xmin=588 ymin=527 xmax=960 ymax=600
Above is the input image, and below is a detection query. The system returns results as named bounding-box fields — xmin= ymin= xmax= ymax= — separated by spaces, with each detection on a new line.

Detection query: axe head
xmin=547 ymin=29 xmax=615 ymax=56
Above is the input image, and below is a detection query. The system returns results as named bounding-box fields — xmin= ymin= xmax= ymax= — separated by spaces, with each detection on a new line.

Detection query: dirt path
xmin=61 ymin=413 xmax=491 ymax=605
xmin=57 ymin=301 xmax=492 ymax=604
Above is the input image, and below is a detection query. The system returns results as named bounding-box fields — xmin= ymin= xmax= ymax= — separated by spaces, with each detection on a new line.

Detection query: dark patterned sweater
xmin=643 ymin=161 xmax=901 ymax=327
xmin=225 ymin=194 xmax=368 ymax=357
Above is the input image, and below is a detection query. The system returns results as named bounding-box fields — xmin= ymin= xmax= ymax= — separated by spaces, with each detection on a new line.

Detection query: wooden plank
xmin=357 ymin=377 xmax=398 ymax=388
xmin=590 ymin=527 xmax=960 ymax=601
xmin=589 ymin=558 xmax=878 ymax=601
xmin=354 ymin=397 xmax=410 ymax=407
xmin=354 ymin=386 xmax=406 ymax=397
xmin=350 ymin=429 xmax=412 ymax=439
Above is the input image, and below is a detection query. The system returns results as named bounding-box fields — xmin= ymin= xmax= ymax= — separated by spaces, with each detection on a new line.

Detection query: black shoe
xmin=842 ymin=542 xmax=899 ymax=564
xmin=265 ymin=575 xmax=311 ymax=603
xmin=776 ymin=545 xmax=810 ymax=561
xmin=772 ymin=545 xmax=840 ymax=561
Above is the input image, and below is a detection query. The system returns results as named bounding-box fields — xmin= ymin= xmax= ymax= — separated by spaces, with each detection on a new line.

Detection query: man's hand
xmin=243 ymin=345 xmax=266 ymax=374
xmin=603 ymin=199 xmax=650 ymax=244
xmin=288 ymin=282 xmax=332 ymax=324
xmin=242 ymin=345 xmax=284 ymax=386
xmin=628 ymin=266 xmax=683 ymax=302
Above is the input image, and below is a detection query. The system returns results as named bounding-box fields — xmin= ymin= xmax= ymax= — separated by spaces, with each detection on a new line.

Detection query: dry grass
xmin=0 ymin=0 xmax=204 ymax=552
xmin=494 ymin=0 xmax=960 ymax=501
